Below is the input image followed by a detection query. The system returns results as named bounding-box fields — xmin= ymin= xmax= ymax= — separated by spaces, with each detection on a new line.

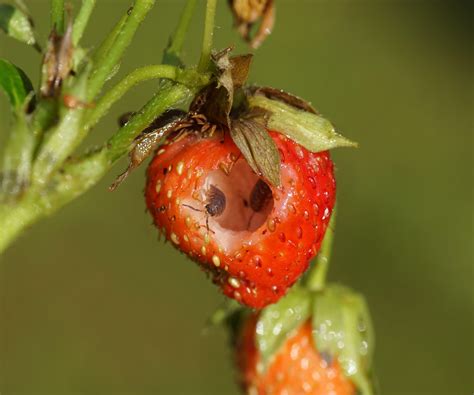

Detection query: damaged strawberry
xmin=131 ymin=49 xmax=356 ymax=307
xmin=145 ymin=129 xmax=336 ymax=308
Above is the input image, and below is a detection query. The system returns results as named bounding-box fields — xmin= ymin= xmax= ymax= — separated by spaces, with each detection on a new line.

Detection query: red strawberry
xmin=145 ymin=129 xmax=335 ymax=308
xmin=236 ymin=315 xmax=356 ymax=395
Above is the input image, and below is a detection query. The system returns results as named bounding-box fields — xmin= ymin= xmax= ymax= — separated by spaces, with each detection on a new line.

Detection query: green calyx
xmin=252 ymin=284 xmax=376 ymax=395
xmin=246 ymin=90 xmax=358 ymax=153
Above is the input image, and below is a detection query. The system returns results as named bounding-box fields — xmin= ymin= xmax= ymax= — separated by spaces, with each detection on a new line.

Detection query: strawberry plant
xmin=0 ymin=0 xmax=376 ymax=393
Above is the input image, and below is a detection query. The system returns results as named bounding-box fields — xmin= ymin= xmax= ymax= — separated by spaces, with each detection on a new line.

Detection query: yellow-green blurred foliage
xmin=0 ymin=1 xmax=472 ymax=394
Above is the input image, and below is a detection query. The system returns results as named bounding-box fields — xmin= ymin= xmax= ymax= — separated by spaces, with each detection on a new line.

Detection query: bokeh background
xmin=0 ymin=0 xmax=472 ymax=394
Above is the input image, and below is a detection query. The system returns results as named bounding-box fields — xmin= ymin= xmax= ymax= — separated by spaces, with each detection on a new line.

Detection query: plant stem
xmin=163 ymin=0 xmax=198 ymax=65
xmin=87 ymin=0 xmax=156 ymax=100
xmin=305 ymin=207 xmax=337 ymax=291
xmin=72 ymin=0 xmax=97 ymax=46
xmin=198 ymin=0 xmax=217 ymax=72
xmin=0 ymin=80 xmax=199 ymax=255
xmin=51 ymin=0 xmax=65 ymax=34
xmin=86 ymin=65 xmax=174 ymax=130
xmin=91 ymin=13 xmax=128 ymax=66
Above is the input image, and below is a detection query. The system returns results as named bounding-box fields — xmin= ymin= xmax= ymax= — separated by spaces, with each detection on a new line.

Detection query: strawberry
xmin=236 ymin=315 xmax=356 ymax=395
xmin=145 ymin=129 xmax=336 ymax=308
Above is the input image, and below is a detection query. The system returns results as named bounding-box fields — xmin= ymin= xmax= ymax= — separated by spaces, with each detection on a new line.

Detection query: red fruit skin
xmin=145 ymin=131 xmax=336 ymax=308
xmin=236 ymin=316 xmax=356 ymax=395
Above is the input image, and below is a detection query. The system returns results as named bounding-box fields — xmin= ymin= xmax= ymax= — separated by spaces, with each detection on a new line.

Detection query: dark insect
xmin=109 ymin=109 xmax=189 ymax=191
xmin=182 ymin=185 xmax=226 ymax=232
xmin=249 ymin=179 xmax=272 ymax=212
xmin=205 ymin=185 xmax=226 ymax=217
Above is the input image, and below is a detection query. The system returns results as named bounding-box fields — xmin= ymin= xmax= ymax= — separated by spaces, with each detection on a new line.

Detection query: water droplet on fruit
xmin=322 ymin=207 xmax=330 ymax=220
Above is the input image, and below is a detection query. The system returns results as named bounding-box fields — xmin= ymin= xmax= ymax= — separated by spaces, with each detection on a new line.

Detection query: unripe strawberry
xmin=236 ymin=315 xmax=356 ymax=395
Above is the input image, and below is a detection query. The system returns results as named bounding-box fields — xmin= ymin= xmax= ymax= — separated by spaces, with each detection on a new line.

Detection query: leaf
xmin=0 ymin=58 xmax=33 ymax=111
xmin=0 ymin=3 xmax=36 ymax=46
xmin=247 ymin=86 xmax=318 ymax=113
xmin=230 ymin=54 xmax=253 ymax=88
xmin=312 ymin=285 xmax=376 ymax=395
xmin=230 ymin=118 xmax=281 ymax=186
xmin=256 ymin=287 xmax=311 ymax=370
xmin=247 ymin=93 xmax=358 ymax=152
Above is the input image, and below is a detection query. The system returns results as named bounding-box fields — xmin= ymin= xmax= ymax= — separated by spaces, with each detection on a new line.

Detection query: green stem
xmin=0 ymin=112 xmax=34 ymax=199
xmin=305 ymin=207 xmax=337 ymax=291
xmin=163 ymin=0 xmax=198 ymax=65
xmin=0 ymin=82 xmax=197 ymax=255
xmin=91 ymin=13 xmax=128 ymax=66
xmin=87 ymin=0 xmax=156 ymax=100
xmin=197 ymin=0 xmax=217 ymax=72
xmin=85 ymin=65 xmax=179 ymax=130
xmin=72 ymin=0 xmax=97 ymax=46
xmin=51 ymin=0 xmax=65 ymax=34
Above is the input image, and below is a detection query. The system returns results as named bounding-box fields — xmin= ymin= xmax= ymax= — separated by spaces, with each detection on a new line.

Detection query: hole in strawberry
xmin=205 ymin=159 xmax=274 ymax=232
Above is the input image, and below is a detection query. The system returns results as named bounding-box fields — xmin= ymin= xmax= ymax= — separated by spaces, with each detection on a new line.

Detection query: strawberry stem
xmin=86 ymin=0 xmax=156 ymax=101
xmin=163 ymin=0 xmax=198 ymax=65
xmin=85 ymin=65 xmax=178 ymax=130
xmin=72 ymin=0 xmax=97 ymax=46
xmin=50 ymin=0 xmax=65 ymax=34
xmin=198 ymin=0 xmax=217 ymax=72
xmin=305 ymin=206 xmax=337 ymax=291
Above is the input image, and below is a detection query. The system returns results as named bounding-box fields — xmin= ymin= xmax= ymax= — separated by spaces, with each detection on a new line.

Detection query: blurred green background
xmin=0 ymin=0 xmax=472 ymax=394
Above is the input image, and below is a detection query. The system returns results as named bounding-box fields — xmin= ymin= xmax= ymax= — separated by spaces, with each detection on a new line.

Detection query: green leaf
xmin=0 ymin=58 xmax=33 ymax=111
xmin=312 ymin=284 xmax=375 ymax=395
xmin=256 ymin=287 xmax=311 ymax=369
xmin=230 ymin=118 xmax=281 ymax=186
xmin=247 ymin=94 xmax=358 ymax=152
xmin=0 ymin=3 xmax=36 ymax=46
